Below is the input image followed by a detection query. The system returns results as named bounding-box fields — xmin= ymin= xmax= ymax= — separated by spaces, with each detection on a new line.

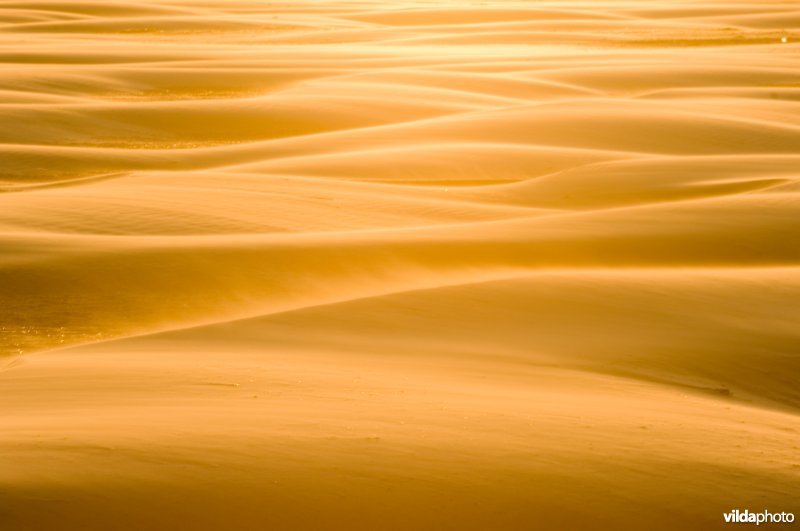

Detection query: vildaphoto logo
xmin=724 ymin=510 xmax=795 ymax=525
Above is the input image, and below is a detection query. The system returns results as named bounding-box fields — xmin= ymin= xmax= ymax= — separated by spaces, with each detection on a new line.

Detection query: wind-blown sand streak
xmin=1 ymin=1 xmax=799 ymax=529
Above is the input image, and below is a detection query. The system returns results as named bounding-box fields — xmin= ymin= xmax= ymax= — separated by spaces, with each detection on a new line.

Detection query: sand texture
xmin=1 ymin=1 xmax=800 ymax=529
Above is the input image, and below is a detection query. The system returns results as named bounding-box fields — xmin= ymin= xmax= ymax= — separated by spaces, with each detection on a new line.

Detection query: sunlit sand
xmin=1 ymin=1 xmax=799 ymax=529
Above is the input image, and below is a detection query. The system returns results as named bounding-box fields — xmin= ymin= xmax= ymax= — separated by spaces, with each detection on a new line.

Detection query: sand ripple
xmin=1 ymin=1 xmax=799 ymax=529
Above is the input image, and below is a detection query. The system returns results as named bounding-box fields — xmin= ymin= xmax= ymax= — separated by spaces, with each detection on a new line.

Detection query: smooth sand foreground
xmin=1 ymin=1 xmax=799 ymax=529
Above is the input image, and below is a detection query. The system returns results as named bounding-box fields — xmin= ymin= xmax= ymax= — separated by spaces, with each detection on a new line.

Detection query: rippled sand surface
xmin=2 ymin=1 xmax=800 ymax=529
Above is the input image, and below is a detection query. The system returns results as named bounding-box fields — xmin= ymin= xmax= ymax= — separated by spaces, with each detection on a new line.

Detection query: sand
xmin=1 ymin=1 xmax=799 ymax=529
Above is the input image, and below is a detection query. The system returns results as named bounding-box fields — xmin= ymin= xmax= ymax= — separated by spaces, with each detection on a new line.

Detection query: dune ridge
xmin=1 ymin=1 xmax=799 ymax=529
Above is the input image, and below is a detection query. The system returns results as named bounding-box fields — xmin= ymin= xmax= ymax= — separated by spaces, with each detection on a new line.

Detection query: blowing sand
xmin=1 ymin=1 xmax=799 ymax=529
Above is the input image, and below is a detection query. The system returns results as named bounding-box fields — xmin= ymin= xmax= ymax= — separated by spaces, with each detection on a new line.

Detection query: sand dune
xmin=1 ymin=1 xmax=799 ymax=529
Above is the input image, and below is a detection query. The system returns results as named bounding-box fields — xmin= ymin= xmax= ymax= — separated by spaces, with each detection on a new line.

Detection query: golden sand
xmin=1 ymin=1 xmax=799 ymax=529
